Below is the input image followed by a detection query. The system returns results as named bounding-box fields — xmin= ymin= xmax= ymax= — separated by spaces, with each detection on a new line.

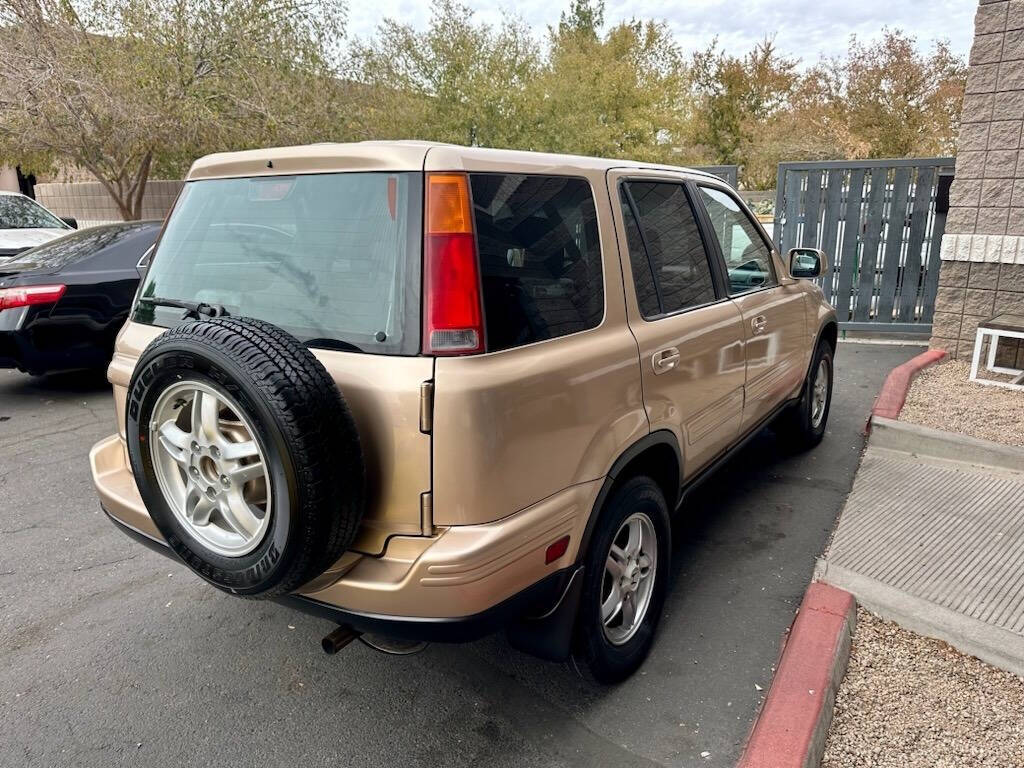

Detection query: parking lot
xmin=0 ymin=342 xmax=918 ymax=768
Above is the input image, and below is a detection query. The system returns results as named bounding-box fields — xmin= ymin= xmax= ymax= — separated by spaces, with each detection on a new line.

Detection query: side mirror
xmin=788 ymin=247 xmax=827 ymax=279
xmin=61 ymin=216 xmax=78 ymax=229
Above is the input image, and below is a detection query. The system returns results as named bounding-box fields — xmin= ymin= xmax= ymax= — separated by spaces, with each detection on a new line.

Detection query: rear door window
xmin=619 ymin=181 xmax=717 ymax=318
xmin=470 ymin=174 xmax=604 ymax=352
xmin=135 ymin=172 xmax=423 ymax=355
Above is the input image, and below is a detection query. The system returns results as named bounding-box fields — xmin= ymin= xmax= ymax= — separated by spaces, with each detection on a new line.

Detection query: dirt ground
xmin=900 ymin=358 xmax=1024 ymax=447
xmin=822 ymin=609 xmax=1024 ymax=768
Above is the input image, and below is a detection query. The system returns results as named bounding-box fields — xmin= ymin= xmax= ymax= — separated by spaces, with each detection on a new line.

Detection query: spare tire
xmin=125 ymin=317 xmax=364 ymax=598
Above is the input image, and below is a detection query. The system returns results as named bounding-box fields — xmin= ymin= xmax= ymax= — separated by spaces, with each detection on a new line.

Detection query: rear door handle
xmin=652 ymin=347 xmax=680 ymax=375
xmin=751 ymin=315 xmax=767 ymax=335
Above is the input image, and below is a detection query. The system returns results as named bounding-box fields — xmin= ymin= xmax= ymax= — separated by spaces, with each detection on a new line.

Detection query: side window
xmin=620 ymin=181 xmax=717 ymax=318
xmin=470 ymin=174 xmax=604 ymax=352
xmin=697 ymin=186 xmax=776 ymax=295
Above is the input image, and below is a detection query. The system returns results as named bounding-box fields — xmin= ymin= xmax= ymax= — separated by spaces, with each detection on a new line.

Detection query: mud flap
xmin=505 ymin=566 xmax=584 ymax=661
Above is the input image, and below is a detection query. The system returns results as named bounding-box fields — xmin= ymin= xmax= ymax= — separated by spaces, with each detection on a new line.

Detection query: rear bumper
xmin=103 ymin=507 xmax=578 ymax=643
xmin=0 ymin=326 xmax=110 ymax=374
xmin=89 ymin=433 xmax=596 ymax=638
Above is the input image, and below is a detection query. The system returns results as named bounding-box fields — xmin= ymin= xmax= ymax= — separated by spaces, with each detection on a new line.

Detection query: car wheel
xmin=125 ymin=317 xmax=364 ymax=598
xmin=779 ymin=340 xmax=834 ymax=451
xmin=573 ymin=476 xmax=670 ymax=683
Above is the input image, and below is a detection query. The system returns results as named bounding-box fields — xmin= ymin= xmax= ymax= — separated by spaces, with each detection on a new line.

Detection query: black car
xmin=0 ymin=221 xmax=161 ymax=375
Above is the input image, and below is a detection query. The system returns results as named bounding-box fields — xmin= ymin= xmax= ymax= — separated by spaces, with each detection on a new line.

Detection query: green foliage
xmin=0 ymin=0 xmax=967 ymax=208
xmin=346 ymin=0 xmax=541 ymax=148
xmin=0 ymin=0 xmax=349 ymax=217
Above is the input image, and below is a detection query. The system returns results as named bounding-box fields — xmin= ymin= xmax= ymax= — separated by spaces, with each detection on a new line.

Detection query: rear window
xmin=470 ymin=174 xmax=604 ymax=352
xmin=0 ymin=195 xmax=67 ymax=230
xmin=134 ymin=172 xmax=422 ymax=355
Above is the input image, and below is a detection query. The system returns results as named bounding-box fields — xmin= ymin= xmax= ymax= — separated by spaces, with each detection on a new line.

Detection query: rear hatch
xmin=123 ymin=168 xmax=432 ymax=555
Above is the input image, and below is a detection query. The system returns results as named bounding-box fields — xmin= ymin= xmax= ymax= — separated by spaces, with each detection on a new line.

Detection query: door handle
xmin=751 ymin=315 xmax=767 ymax=335
xmin=652 ymin=347 xmax=681 ymax=375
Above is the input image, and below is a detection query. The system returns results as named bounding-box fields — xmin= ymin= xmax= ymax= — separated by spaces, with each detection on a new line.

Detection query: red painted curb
xmin=870 ymin=348 xmax=948 ymax=422
xmin=737 ymin=582 xmax=855 ymax=768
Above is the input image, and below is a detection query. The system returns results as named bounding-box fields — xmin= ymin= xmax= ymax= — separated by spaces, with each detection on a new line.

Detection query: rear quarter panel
xmin=428 ymin=156 xmax=647 ymax=527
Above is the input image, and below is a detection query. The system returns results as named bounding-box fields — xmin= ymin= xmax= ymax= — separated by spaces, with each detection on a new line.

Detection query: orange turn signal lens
xmin=427 ymin=173 xmax=473 ymax=234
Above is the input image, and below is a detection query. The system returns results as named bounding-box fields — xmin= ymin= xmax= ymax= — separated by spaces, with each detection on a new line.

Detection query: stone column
xmin=931 ymin=0 xmax=1024 ymax=368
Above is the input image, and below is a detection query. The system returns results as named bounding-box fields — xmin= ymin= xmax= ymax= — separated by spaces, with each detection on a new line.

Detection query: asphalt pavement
xmin=0 ymin=342 xmax=921 ymax=768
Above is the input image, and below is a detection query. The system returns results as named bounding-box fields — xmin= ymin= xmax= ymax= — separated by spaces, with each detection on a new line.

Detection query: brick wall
xmin=931 ymin=0 xmax=1024 ymax=368
xmin=34 ymin=180 xmax=183 ymax=229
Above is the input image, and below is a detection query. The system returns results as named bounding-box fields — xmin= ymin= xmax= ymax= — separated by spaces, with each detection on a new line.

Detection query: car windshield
xmin=134 ymin=172 xmax=423 ymax=355
xmin=0 ymin=195 xmax=67 ymax=229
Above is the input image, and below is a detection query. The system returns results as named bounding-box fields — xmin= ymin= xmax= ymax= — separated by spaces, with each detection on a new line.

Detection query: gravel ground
xmin=900 ymin=358 xmax=1024 ymax=446
xmin=822 ymin=609 xmax=1024 ymax=768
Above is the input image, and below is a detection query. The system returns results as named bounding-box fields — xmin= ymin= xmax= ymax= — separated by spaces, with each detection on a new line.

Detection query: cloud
xmin=344 ymin=0 xmax=973 ymax=62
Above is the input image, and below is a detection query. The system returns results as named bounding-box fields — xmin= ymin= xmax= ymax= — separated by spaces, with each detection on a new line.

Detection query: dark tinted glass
xmin=619 ymin=189 xmax=661 ymax=318
xmin=621 ymin=182 xmax=716 ymax=317
xmin=135 ymin=173 xmax=422 ymax=355
xmin=470 ymin=174 xmax=604 ymax=352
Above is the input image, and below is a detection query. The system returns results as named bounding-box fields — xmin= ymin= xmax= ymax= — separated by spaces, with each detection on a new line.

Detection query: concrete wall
xmin=931 ymin=0 xmax=1024 ymax=367
xmin=34 ymin=180 xmax=183 ymax=228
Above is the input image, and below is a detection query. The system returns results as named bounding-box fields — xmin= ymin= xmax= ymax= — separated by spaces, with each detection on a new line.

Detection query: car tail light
xmin=0 ymin=284 xmax=66 ymax=311
xmin=423 ymin=173 xmax=484 ymax=355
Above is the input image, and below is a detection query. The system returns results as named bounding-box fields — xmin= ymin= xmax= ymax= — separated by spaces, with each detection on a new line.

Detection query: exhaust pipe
xmin=321 ymin=624 xmax=361 ymax=655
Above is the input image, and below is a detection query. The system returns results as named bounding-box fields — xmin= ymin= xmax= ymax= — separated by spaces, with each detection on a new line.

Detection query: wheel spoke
xmin=625 ymin=518 xmax=642 ymax=557
xmin=219 ymin=493 xmax=262 ymax=539
xmin=601 ymin=582 xmax=622 ymax=626
xmin=229 ymin=460 xmax=264 ymax=486
xmin=185 ymin=487 xmax=216 ymax=526
xmin=621 ymin=594 xmax=637 ymax=628
xmin=199 ymin=390 xmax=223 ymax=442
xmin=606 ymin=553 xmax=624 ymax=578
xmin=637 ymin=553 xmax=652 ymax=575
xmin=222 ymin=440 xmax=259 ymax=461
xmin=157 ymin=421 xmax=191 ymax=467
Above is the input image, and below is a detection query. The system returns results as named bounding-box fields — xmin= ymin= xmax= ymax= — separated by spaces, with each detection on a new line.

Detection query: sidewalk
xmin=816 ymin=417 xmax=1024 ymax=676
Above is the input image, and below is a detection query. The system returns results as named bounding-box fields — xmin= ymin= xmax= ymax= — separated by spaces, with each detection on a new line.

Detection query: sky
xmin=345 ymin=0 xmax=975 ymax=63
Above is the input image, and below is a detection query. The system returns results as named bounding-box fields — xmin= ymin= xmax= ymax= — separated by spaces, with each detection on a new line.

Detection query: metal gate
xmin=696 ymin=165 xmax=739 ymax=187
xmin=773 ymin=158 xmax=955 ymax=333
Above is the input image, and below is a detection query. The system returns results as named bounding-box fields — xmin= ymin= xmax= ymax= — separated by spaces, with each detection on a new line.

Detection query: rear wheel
xmin=573 ymin=476 xmax=670 ymax=683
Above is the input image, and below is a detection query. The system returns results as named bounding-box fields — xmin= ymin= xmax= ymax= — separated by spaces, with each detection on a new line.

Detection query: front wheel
xmin=573 ymin=476 xmax=671 ymax=683
xmin=779 ymin=341 xmax=834 ymax=451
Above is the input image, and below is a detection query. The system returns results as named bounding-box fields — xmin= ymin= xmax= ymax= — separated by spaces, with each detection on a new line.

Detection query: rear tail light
xmin=0 ymin=284 xmax=66 ymax=311
xmin=423 ymin=173 xmax=484 ymax=355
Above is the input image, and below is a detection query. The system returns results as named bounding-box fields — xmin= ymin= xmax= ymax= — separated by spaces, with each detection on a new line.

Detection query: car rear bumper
xmin=89 ymin=433 xmax=596 ymax=638
xmin=0 ymin=326 xmax=110 ymax=375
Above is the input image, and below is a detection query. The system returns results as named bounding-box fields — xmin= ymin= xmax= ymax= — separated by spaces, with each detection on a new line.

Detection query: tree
xmin=688 ymin=38 xmax=812 ymax=187
xmin=813 ymin=30 xmax=966 ymax=158
xmin=0 ymin=0 xmax=347 ymax=219
xmin=346 ymin=0 xmax=541 ymax=148
xmin=524 ymin=0 xmax=691 ymax=162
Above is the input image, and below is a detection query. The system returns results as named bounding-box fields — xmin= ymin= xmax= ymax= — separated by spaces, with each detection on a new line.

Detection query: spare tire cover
xmin=125 ymin=317 xmax=364 ymax=597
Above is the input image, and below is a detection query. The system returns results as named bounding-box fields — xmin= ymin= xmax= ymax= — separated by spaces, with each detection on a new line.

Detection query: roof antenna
xmin=266 ymin=160 xmax=273 ymax=168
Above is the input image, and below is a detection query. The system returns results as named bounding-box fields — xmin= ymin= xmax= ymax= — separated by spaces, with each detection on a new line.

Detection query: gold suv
xmin=90 ymin=142 xmax=837 ymax=682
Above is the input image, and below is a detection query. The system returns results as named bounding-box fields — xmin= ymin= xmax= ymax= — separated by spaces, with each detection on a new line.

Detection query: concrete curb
xmin=814 ymin=560 xmax=1024 ymax=679
xmin=869 ymin=416 xmax=1024 ymax=473
xmin=869 ymin=348 xmax=947 ymax=423
xmin=736 ymin=582 xmax=856 ymax=768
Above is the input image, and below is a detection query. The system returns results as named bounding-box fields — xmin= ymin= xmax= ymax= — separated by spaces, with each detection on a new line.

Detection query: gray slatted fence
xmin=695 ymin=165 xmax=739 ymax=187
xmin=773 ymin=158 xmax=954 ymax=333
